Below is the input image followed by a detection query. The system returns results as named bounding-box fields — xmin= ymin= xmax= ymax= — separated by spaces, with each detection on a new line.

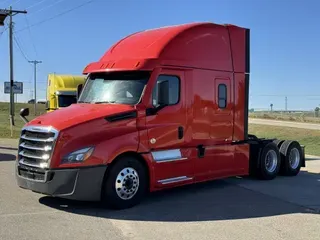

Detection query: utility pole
xmin=8 ymin=8 xmax=14 ymax=125
xmin=0 ymin=7 xmax=27 ymax=134
xmin=28 ymin=60 xmax=42 ymax=116
xmin=285 ymin=96 xmax=288 ymax=111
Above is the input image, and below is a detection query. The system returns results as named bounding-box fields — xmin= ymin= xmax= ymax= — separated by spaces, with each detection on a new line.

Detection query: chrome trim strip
xmin=156 ymin=158 xmax=188 ymax=163
xmin=19 ymin=142 xmax=52 ymax=151
xmin=19 ymin=159 xmax=48 ymax=169
xmin=151 ymin=149 xmax=187 ymax=163
xmin=22 ymin=126 xmax=59 ymax=134
xmin=19 ymin=151 xmax=46 ymax=160
xmin=158 ymin=176 xmax=193 ymax=185
xmin=21 ymin=134 xmax=55 ymax=142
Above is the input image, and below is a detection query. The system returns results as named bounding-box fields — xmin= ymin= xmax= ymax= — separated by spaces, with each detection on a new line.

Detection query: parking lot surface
xmin=0 ymin=139 xmax=319 ymax=240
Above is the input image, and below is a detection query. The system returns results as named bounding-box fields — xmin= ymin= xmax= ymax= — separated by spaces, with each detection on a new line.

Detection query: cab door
xmin=145 ymin=68 xmax=194 ymax=187
xmin=210 ymin=77 xmax=234 ymax=143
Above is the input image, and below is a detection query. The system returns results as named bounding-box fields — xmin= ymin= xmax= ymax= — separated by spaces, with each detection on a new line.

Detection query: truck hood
xmin=27 ymin=103 xmax=135 ymax=131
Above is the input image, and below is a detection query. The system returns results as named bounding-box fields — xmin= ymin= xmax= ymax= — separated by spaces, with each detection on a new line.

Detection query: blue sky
xmin=0 ymin=0 xmax=319 ymax=110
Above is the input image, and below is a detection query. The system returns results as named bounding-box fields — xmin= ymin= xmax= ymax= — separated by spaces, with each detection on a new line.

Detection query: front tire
xmin=101 ymin=156 xmax=148 ymax=209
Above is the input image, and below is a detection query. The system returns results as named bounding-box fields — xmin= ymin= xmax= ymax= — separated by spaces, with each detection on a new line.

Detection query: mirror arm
xmin=20 ymin=113 xmax=29 ymax=123
xmin=146 ymin=104 xmax=168 ymax=116
xmin=155 ymin=104 xmax=168 ymax=112
xmin=20 ymin=115 xmax=29 ymax=124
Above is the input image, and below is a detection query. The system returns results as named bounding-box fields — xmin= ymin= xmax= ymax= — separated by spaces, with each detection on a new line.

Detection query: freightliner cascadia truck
xmin=16 ymin=22 xmax=305 ymax=209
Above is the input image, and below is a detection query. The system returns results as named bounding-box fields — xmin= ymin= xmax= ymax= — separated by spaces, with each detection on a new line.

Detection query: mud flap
xmin=301 ymin=145 xmax=306 ymax=167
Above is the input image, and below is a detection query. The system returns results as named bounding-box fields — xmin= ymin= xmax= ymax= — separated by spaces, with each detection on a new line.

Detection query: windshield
xmin=58 ymin=95 xmax=77 ymax=108
xmin=78 ymin=71 xmax=150 ymax=105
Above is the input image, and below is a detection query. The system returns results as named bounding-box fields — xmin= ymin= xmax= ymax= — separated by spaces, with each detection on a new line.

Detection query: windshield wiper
xmin=78 ymin=101 xmax=91 ymax=103
xmin=94 ymin=101 xmax=116 ymax=104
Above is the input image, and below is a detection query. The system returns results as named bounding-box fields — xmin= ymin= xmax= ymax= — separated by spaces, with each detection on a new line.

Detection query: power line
xmin=0 ymin=0 xmax=11 ymax=5
xmin=23 ymin=15 xmax=37 ymax=57
xmin=0 ymin=24 xmax=7 ymax=39
xmin=15 ymin=0 xmax=96 ymax=33
xmin=25 ymin=0 xmax=50 ymax=10
xmin=28 ymin=0 xmax=67 ymax=16
xmin=11 ymin=0 xmax=22 ymax=5
xmin=13 ymin=34 xmax=30 ymax=62
xmin=250 ymin=94 xmax=320 ymax=97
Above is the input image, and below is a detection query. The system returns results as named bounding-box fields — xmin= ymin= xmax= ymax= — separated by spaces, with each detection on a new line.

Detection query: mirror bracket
xmin=146 ymin=104 xmax=168 ymax=116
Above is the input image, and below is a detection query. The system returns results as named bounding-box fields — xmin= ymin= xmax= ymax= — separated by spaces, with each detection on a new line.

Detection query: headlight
xmin=62 ymin=147 xmax=94 ymax=164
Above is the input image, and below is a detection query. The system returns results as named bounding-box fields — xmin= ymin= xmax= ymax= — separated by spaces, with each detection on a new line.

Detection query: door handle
xmin=178 ymin=126 xmax=184 ymax=139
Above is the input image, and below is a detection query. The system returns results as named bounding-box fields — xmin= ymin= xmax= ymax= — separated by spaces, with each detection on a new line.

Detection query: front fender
xmin=95 ymin=132 xmax=139 ymax=165
xmin=50 ymin=117 xmax=139 ymax=168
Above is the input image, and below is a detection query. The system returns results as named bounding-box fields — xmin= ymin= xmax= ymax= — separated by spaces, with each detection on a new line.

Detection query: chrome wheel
xmin=115 ymin=167 xmax=139 ymax=200
xmin=265 ymin=149 xmax=278 ymax=173
xmin=289 ymin=148 xmax=300 ymax=169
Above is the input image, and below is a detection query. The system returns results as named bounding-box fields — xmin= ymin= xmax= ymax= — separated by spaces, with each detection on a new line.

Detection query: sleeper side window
xmin=218 ymin=84 xmax=227 ymax=108
xmin=152 ymin=75 xmax=180 ymax=107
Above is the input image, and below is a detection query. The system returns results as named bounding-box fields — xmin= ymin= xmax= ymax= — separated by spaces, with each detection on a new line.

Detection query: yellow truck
xmin=46 ymin=74 xmax=86 ymax=112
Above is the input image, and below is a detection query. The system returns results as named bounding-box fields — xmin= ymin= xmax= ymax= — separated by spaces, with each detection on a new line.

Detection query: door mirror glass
xmin=157 ymin=80 xmax=169 ymax=106
xmin=19 ymin=108 xmax=30 ymax=123
xmin=148 ymin=75 xmax=180 ymax=115
xmin=20 ymin=108 xmax=29 ymax=117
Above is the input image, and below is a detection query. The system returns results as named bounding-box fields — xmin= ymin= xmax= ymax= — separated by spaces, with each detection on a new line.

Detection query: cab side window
xmin=152 ymin=75 xmax=180 ymax=107
xmin=218 ymin=84 xmax=227 ymax=108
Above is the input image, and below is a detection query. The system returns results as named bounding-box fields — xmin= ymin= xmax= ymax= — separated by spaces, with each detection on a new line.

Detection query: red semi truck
xmin=16 ymin=22 xmax=305 ymax=209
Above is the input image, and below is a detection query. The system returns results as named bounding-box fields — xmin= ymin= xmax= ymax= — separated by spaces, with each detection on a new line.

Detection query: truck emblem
xmin=150 ymin=138 xmax=156 ymax=144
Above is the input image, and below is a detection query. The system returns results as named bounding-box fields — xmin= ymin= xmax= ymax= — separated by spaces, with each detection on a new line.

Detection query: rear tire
xmin=257 ymin=142 xmax=281 ymax=180
xmin=101 ymin=156 xmax=148 ymax=209
xmin=279 ymin=140 xmax=303 ymax=176
xmin=273 ymin=139 xmax=284 ymax=149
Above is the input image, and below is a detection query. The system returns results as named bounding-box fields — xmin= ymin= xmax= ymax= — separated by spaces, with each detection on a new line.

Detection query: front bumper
xmin=16 ymin=164 xmax=107 ymax=201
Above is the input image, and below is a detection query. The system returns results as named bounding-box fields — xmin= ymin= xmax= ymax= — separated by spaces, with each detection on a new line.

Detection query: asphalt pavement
xmin=249 ymin=118 xmax=320 ymax=130
xmin=0 ymin=139 xmax=319 ymax=240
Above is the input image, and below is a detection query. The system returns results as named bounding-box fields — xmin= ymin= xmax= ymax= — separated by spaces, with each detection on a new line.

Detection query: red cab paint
xmin=16 ymin=22 xmax=305 ymax=209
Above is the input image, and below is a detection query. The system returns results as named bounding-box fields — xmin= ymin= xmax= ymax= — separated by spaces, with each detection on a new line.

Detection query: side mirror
xmin=77 ymin=84 xmax=83 ymax=100
xmin=158 ymin=80 xmax=169 ymax=106
xmin=146 ymin=80 xmax=170 ymax=116
xmin=19 ymin=108 xmax=29 ymax=123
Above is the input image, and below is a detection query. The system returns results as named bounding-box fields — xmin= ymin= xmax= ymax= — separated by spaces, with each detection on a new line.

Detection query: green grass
xmin=0 ymin=102 xmax=319 ymax=156
xmin=249 ymin=112 xmax=320 ymax=124
xmin=249 ymin=124 xmax=320 ymax=156
xmin=0 ymin=102 xmax=46 ymax=138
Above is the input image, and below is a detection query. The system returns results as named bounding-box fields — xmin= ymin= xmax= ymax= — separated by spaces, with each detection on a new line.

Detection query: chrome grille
xmin=18 ymin=126 xmax=59 ymax=169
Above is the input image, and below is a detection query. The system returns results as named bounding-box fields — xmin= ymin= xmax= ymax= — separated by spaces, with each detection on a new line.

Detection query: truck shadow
xmin=0 ymin=153 xmax=16 ymax=161
xmin=39 ymin=170 xmax=320 ymax=222
xmin=306 ymin=157 xmax=320 ymax=161
xmin=0 ymin=146 xmax=18 ymax=151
